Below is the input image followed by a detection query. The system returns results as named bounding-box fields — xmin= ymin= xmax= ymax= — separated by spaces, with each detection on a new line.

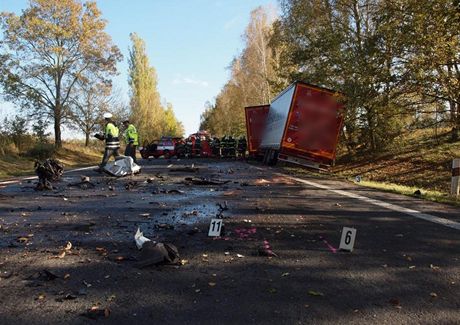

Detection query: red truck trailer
xmin=257 ymin=81 xmax=345 ymax=169
xmin=245 ymin=105 xmax=270 ymax=158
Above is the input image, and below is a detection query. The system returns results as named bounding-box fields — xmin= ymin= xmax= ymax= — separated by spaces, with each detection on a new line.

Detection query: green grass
xmin=355 ymin=179 xmax=460 ymax=206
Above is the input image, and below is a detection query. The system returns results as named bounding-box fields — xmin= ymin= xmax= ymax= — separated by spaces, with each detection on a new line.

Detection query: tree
xmin=5 ymin=115 xmax=28 ymax=151
xmin=163 ymin=102 xmax=184 ymax=137
xmin=32 ymin=117 xmax=50 ymax=143
xmin=128 ymin=33 xmax=164 ymax=142
xmin=0 ymin=0 xmax=122 ymax=148
xmin=69 ymin=75 xmax=111 ymax=146
xmin=201 ymin=6 xmax=280 ymax=137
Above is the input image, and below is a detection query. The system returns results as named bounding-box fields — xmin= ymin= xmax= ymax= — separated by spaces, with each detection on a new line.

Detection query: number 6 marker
xmin=208 ymin=219 xmax=223 ymax=237
xmin=339 ymin=227 xmax=357 ymax=252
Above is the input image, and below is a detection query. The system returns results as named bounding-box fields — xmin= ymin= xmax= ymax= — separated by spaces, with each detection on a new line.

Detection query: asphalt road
xmin=0 ymin=159 xmax=459 ymax=324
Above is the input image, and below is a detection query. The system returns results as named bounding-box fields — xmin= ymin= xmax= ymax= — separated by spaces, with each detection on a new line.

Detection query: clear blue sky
xmin=1 ymin=0 xmax=277 ymax=137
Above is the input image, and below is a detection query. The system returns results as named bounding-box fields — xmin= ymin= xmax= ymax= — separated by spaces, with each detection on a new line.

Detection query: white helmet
xmin=103 ymin=112 xmax=113 ymax=119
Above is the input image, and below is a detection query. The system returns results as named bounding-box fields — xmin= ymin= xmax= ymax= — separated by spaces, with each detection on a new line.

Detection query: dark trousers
xmin=100 ymin=148 xmax=121 ymax=168
xmin=124 ymin=143 xmax=137 ymax=163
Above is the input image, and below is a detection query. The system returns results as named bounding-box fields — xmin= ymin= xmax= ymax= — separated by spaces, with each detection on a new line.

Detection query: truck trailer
xmin=249 ymin=81 xmax=345 ymax=170
xmin=244 ymin=104 xmax=270 ymax=157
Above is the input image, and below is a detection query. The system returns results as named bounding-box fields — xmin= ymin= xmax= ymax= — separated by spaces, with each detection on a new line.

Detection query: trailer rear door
xmin=280 ymin=83 xmax=344 ymax=166
xmin=245 ymin=105 xmax=270 ymax=155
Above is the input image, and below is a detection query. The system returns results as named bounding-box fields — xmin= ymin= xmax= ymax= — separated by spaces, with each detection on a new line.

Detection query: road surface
xmin=0 ymin=159 xmax=459 ymax=324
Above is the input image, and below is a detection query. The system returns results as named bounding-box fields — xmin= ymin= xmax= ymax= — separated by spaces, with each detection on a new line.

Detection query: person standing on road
xmin=96 ymin=112 xmax=121 ymax=172
xmin=122 ymin=119 xmax=139 ymax=163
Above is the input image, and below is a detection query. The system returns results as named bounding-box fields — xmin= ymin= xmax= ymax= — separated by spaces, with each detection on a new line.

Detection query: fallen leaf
xmin=208 ymin=282 xmax=216 ymax=287
xmin=236 ymin=254 xmax=244 ymax=258
xmin=430 ymin=292 xmax=438 ymax=298
xmin=104 ymin=308 xmax=111 ymax=318
xmin=408 ymin=265 xmax=416 ymax=269
xmin=64 ymin=273 xmax=70 ymax=280
xmin=64 ymin=242 xmax=72 ymax=251
xmin=180 ymin=259 xmax=188 ymax=265
xmin=430 ymin=264 xmax=440 ymax=270
xmin=281 ymin=272 xmax=290 ymax=277
xmin=17 ymin=237 xmax=29 ymax=243
xmin=308 ymin=290 xmax=324 ymax=296
xmin=389 ymin=298 xmax=400 ymax=306
xmin=36 ymin=293 xmax=46 ymax=300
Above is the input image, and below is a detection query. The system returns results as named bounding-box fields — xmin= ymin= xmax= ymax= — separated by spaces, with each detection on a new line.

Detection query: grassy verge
xmin=0 ymin=142 xmax=102 ymax=179
xmin=277 ymin=127 xmax=460 ymax=206
xmin=355 ymin=179 xmax=460 ymax=206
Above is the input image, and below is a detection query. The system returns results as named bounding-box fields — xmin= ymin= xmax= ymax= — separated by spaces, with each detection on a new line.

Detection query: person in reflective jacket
xmin=96 ymin=112 xmax=121 ymax=171
xmin=122 ymin=119 xmax=139 ymax=163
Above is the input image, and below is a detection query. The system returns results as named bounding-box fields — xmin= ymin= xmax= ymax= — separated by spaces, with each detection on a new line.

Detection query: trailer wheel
xmin=268 ymin=150 xmax=279 ymax=166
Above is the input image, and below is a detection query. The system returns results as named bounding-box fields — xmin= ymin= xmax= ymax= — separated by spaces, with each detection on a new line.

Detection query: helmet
xmin=103 ymin=112 xmax=113 ymax=119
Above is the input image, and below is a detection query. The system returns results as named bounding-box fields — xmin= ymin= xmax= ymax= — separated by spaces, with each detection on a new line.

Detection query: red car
xmin=140 ymin=137 xmax=182 ymax=159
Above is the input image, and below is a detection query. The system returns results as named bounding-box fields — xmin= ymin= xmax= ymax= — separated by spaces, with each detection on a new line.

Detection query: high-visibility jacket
xmin=105 ymin=122 xmax=120 ymax=149
xmin=124 ymin=124 xmax=139 ymax=146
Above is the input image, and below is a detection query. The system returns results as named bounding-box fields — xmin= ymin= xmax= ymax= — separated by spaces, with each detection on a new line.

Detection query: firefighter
xmin=221 ymin=135 xmax=228 ymax=157
xmin=96 ymin=112 xmax=121 ymax=172
xmin=228 ymin=136 xmax=237 ymax=158
xmin=237 ymin=136 xmax=247 ymax=158
xmin=211 ymin=137 xmax=221 ymax=157
xmin=122 ymin=119 xmax=139 ymax=164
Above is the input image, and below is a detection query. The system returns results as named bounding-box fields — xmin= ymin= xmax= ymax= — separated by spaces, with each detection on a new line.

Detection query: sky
xmin=0 ymin=0 xmax=277 ymax=137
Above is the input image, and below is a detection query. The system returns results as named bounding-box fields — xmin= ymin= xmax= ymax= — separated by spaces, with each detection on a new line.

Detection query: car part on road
xmin=136 ymin=241 xmax=181 ymax=268
xmin=184 ymin=177 xmax=230 ymax=185
xmin=34 ymin=159 xmax=64 ymax=190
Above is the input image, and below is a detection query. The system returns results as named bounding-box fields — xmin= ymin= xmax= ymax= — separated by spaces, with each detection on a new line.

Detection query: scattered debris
xmin=136 ymin=241 xmax=180 ymax=268
xmin=35 ymin=159 xmax=64 ymax=191
xmin=254 ymin=178 xmax=271 ymax=186
xmin=184 ymin=177 xmax=230 ymax=185
xmin=234 ymin=227 xmax=257 ymax=239
xmin=413 ymin=189 xmax=422 ymax=197
xmin=134 ymin=227 xmax=152 ymax=250
xmin=169 ymin=166 xmax=199 ymax=173
xmin=258 ymin=240 xmax=278 ymax=257
xmin=68 ymin=178 xmax=95 ymax=189
xmin=55 ymin=241 xmax=72 ymax=259
xmin=308 ymin=290 xmax=324 ymax=297
xmin=389 ymin=298 xmax=401 ymax=307
xmin=217 ymin=201 xmax=228 ymax=212
xmin=125 ymin=181 xmax=138 ymax=191
xmin=81 ymin=306 xmax=110 ymax=320
xmin=236 ymin=254 xmax=244 ymax=258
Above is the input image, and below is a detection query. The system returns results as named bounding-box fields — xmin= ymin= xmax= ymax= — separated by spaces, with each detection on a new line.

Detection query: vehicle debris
xmin=169 ymin=166 xmax=199 ymax=173
xmin=134 ymin=227 xmax=152 ymax=249
xmin=258 ymin=240 xmax=277 ymax=257
xmin=34 ymin=159 xmax=64 ymax=190
xmin=137 ymin=241 xmax=180 ymax=267
xmin=184 ymin=177 xmax=230 ymax=185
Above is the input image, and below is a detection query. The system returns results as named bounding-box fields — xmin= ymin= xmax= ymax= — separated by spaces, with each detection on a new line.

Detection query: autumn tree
xmin=69 ymin=74 xmax=111 ymax=146
xmin=0 ymin=0 xmax=122 ymax=148
xmin=201 ymin=6 xmax=279 ymax=137
xmin=163 ymin=102 xmax=184 ymax=137
xmin=128 ymin=33 xmax=164 ymax=142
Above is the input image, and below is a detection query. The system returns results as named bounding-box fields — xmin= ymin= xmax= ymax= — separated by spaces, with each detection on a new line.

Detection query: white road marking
xmin=283 ymin=174 xmax=460 ymax=231
xmin=0 ymin=165 xmax=97 ymax=187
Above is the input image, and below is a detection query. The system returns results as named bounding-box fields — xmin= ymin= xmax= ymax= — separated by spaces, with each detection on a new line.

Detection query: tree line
xmin=0 ymin=0 xmax=183 ymax=152
xmin=201 ymin=0 xmax=460 ymax=153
